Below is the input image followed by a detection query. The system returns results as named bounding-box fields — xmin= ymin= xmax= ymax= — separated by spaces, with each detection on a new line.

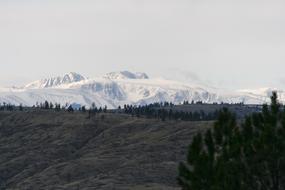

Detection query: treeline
xmin=122 ymin=102 xmax=220 ymax=121
xmin=1 ymin=100 xmax=245 ymax=122
xmin=182 ymin=100 xmax=244 ymax=105
xmin=0 ymin=101 xmax=73 ymax=112
xmin=0 ymin=102 xmax=18 ymax=111
xmin=33 ymin=101 xmax=108 ymax=114
xmin=0 ymin=101 xmax=108 ymax=114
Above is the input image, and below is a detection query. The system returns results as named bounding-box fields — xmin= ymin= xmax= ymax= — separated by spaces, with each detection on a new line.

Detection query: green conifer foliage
xmin=178 ymin=92 xmax=285 ymax=190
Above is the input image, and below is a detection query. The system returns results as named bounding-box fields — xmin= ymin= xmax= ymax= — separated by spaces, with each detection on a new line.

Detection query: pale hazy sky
xmin=0 ymin=0 xmax=285 ymax=89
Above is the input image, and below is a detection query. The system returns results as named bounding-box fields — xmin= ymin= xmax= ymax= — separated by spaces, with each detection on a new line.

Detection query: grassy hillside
xmin=0 ymin=111 xmax=212 ymax=190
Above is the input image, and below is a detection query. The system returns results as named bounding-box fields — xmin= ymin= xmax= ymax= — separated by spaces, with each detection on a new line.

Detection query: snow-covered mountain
xmin=24 ymin=72 xmax=86 ymax=89
xmin=0 ymin=71 xmax=282 ymax=108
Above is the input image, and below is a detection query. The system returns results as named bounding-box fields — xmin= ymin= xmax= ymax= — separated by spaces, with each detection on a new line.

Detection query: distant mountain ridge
xmin=25 ymin=72 xmax=86 ymax=89
xmin=0 ymin=71 xmax=283 ymax=108
xmin=103 ymin=71 xmax=149 ymax=80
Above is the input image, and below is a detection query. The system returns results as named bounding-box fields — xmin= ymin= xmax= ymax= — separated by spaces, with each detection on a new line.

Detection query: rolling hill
xmin=0 ymin=110 xmax=212 ymax=190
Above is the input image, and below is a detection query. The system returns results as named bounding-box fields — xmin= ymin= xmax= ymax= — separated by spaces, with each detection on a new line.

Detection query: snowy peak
xmin=25 ymin=72 xmax=86 ymax=89
xmin=103 ymin=71 xmax=149 ymax=80
xmin=3 ymin=70 xmax=283 ymax=109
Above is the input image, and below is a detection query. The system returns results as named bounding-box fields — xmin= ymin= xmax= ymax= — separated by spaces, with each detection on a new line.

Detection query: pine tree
xmin=81 ymin=106 xmax=86 ymax=112
xmin=67 ymin=105 xmax=74 ymax=112
xmin=178 ymin=92 xmax=285 ymax=190
xmin=49 ymin=102 xmax=54 ymax=109
xmin=44 ymin=101 xmax=49 ymax=109
xmin=19 ymin=104 xmax=23 ymax=111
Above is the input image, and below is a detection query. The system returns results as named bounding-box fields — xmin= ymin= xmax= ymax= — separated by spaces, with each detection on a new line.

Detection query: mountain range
xmin=0 ymin=71 xmax=283 ymax=109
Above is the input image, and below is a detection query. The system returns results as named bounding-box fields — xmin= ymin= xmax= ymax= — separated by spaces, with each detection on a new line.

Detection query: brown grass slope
xmin=0 ymin=111 xmax=212 ymax=190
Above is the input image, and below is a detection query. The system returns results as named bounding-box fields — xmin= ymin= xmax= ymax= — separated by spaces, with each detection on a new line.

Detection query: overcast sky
xmin=0 ymin=0 xmax=285 ymax=89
